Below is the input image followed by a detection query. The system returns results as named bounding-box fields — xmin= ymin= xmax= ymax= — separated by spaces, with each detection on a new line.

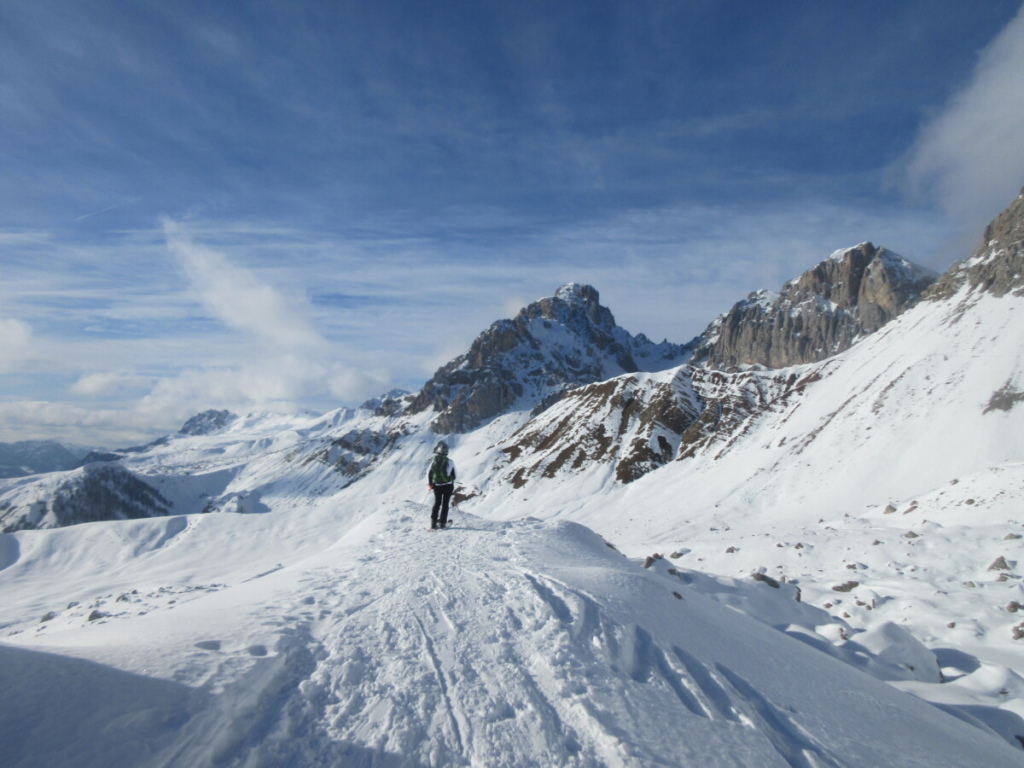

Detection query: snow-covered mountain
xmin=3 ymin=190 xmax=1024 ymax=764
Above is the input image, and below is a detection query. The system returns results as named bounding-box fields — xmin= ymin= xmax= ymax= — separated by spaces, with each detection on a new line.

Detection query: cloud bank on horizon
xmin=0 ymin=1 xmax=1022 ymax=446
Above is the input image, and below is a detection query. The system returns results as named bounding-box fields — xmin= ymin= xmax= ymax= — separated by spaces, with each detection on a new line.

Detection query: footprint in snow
xmin=195 ymin=640 xmax=222 ymax=651
xmin=247 ymin=644 xmax=268 ymax=657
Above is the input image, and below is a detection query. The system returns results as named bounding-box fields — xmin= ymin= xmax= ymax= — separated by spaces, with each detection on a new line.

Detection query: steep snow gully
xmin=2 ymin=505 xmax=1020 ymax=767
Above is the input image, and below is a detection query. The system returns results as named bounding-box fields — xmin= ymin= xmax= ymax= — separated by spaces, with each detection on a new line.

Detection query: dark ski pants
xmin=431 ymin=485 xmax=453 ymax=528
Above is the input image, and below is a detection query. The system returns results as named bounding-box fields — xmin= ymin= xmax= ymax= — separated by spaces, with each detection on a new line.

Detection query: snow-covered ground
xmin=3 ymin=500 xmax=1023 ymax=767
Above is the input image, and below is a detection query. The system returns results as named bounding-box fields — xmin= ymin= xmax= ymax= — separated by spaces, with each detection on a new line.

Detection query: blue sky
xmin=2 ymin=0 xmax=1023 ymax=445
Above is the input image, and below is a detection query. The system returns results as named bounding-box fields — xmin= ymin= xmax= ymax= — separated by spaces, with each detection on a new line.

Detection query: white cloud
xmin=902 ymin=5 xmax=1024 ymax=235
xmin=163 ymin=219 xmax=326 ymax=348
xmin=0 ymin=400 xmax=164 ymax=447
xmin=0 ymin=314 xmax=33 ymax=372
xmin=69 ymin=371 xmax=154 ymax=397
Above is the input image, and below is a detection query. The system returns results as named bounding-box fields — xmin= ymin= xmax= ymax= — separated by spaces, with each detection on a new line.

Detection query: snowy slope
xmin=2 ymin=503 xmax=1022 ymax=767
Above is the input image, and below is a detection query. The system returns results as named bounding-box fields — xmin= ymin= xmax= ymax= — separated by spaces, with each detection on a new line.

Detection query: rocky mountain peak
xmin=547 ymin=283 xmax=615 ymax=331
xmin=409 ymin=285 xmax=692 ymax=433
xmin=928 ymin=187 xmax=1024 ymax=300
xmin=694 ymin=242 xmax=937 ymax=369
xmin=179 ymin=409 xmax=238 ymax=436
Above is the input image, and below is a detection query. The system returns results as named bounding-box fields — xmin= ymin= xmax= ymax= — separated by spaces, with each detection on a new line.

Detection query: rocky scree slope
xmin=694 ymin=242 xmax=937 ymax=369
xmin=409 ymin=283 xmax=693 ymax=433
xmin=492 ymin=364 xmax=821 ymax=490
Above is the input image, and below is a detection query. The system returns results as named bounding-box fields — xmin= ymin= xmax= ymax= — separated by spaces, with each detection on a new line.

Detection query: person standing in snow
xmin=427 ymin=440 xmax=456 ymax=530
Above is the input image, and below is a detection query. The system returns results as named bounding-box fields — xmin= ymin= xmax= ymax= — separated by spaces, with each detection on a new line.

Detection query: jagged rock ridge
xmin=409 ymin=283 xmax=693 ymax=433
xmin=695 ymin=242 xmax=937 ymax=369
xmin=928 ymin=187 xmax=1024 ymax=301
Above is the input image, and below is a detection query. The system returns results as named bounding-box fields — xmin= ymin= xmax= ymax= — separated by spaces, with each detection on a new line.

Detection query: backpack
xmin=429 ymin=453 xmax=453 ymax=485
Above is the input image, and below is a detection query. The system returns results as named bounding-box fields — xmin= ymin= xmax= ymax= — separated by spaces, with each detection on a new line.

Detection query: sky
xmin=1 ymin=0 xmax=1023 ymax=446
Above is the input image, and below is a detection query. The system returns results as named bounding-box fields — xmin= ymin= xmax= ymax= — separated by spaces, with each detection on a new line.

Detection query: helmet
xmin=433 ymin=440 xmax=449 ymax=455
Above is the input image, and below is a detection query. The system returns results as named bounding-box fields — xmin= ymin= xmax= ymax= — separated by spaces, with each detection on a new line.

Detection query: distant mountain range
xmin=0 ymin=441 xmax=89 ymax=479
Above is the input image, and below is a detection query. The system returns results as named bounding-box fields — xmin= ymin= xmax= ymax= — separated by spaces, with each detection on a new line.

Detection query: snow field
xmin=3 ymin=502 xmax=1024 ymax=767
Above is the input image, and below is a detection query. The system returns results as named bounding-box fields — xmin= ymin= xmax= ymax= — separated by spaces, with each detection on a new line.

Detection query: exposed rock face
xmin=927 ymin=188 xmax=1024 ymax=301
xmin=497 ymin=369 xmax=701 ymax=487
xmin=694 ymin=243 xmax=937 ymax=369
xmin=409 ymin=283 xmax=693 ymax=433
xmin=494 ymin=363 xmax=820 ymax=488
xmin=311 ymin=425 xmax=409 ymax=486
xmin=179 ymin=409 xmax=238 ymax=436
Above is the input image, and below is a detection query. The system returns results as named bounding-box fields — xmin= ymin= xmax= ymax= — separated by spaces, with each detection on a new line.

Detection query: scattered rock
xmin=966 ymin=499 xmax=976 ymax=506
xmin=1007 ymin=601 xmax=1021 ymax=613
xmin=751 ymin=572 xmax=780 ymax=588
xmin=725 ymin=546 xmax=738 ymax=554
xmin=642 ymin=554 xmax=663 ymax=569
xmin=904 ymin=531 xmax=919 ymax=539
xmin=872 ymin=540 xmax=883 ymax=546
xmin=832 ymin=581 xmax=860 ymax=593
xmin=947 ymin=622 xmax=956 ymax=629
xmin=794 ymin=543 xmax=804 ymax=549
xmin=1004 ymin=533 xmax=1022 ymax=541
xmin=87 ymin=610 xmax=107 ymax=622
xmin=964 ymin=581 xmax=977 ymax=588
xmin=672 ymin=591 xmax=684 ymax=600
xmin=669 ymin=551 xmax=684 ymax=559
xmin=989 ymin=556 xmax=1012 ymax=571
xmin=40 ymin=611 xmax=57 ymax=623
xmin=884 ymin=504 xmax=897 ymax=515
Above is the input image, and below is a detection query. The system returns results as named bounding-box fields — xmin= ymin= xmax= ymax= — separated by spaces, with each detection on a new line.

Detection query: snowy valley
xmin=2 ymin=191 xmax=1024 ymax=766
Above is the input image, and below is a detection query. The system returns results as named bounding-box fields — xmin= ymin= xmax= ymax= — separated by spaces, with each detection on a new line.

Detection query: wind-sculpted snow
xmin=2 ymin=506 xmax=1021 ymax=767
